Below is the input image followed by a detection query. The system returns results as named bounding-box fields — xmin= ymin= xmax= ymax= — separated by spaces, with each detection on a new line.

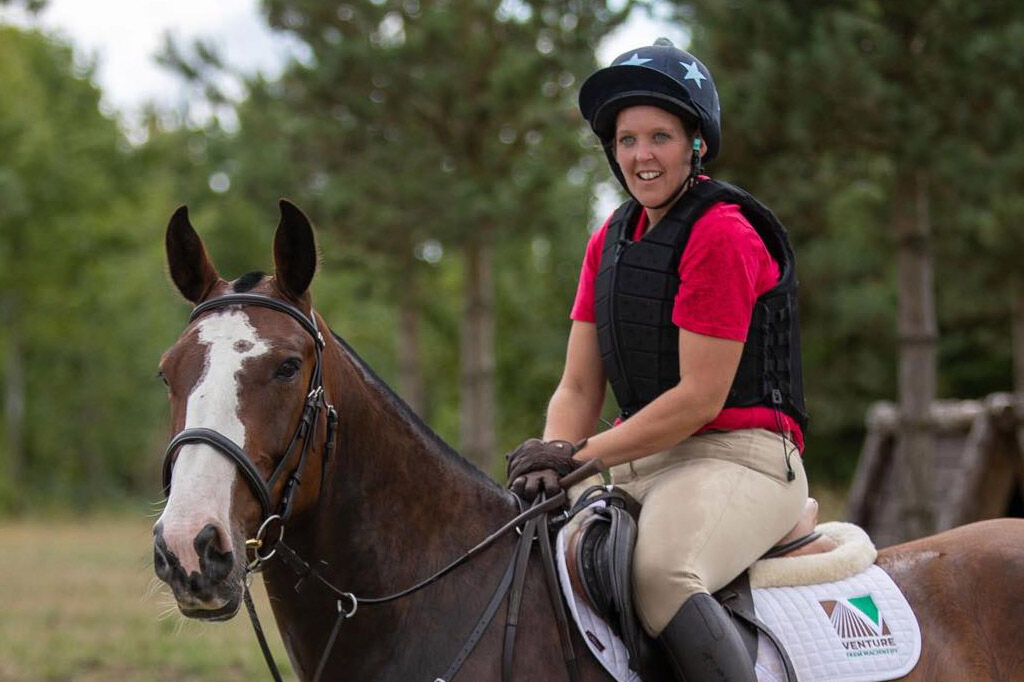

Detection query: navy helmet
xmin=579 ymin=38 xmax=721 ymax=191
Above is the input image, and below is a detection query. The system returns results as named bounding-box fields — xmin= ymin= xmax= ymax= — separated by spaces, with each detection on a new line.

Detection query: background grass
xmin=0 ymin=485 xmax=846 ymax=681
xmin=0 ymin=515 xmax=296 ymax=682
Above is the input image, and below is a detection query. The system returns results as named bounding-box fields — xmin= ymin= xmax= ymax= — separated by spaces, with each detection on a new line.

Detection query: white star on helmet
xmin=620 ymin=53 xmax=652 ymax=66
xmin=680 ymin=60 xmax=706 ymax=89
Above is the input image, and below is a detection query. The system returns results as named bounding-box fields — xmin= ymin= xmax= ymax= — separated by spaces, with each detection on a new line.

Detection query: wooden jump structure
xmin=847 ymin=392 xmax=1024 ymax=548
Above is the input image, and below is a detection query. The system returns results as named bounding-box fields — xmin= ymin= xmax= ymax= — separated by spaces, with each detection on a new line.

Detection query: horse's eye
xmin=275 ymin=358 xmax=301 ymax=381
xmin=156 ymin=371 xmax=169 ymax=388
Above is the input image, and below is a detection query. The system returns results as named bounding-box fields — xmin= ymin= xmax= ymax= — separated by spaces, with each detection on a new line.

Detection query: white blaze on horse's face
xmin=158 ymin=309 xmax=270 ymax=576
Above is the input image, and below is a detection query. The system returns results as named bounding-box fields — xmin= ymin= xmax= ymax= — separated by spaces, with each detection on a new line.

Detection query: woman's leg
xmin=631 ymin=429 xmax=806 ymax=633
xmin=628 ymin=430 xmax=807 ymax=680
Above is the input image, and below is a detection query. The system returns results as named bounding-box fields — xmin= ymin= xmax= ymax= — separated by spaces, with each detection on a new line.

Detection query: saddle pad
xmin=555 ymin=526 xmax=921 ymax=682
xmin=751 ymin=564 xmax=921 ymax=682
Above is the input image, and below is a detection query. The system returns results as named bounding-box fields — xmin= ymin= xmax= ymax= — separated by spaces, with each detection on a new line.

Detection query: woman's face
xmin=614 ymin=105 xmax=694 ymax=207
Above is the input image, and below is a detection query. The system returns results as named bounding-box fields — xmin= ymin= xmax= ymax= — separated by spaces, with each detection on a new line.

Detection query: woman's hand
xmin=505 ymin=438 xmax=585 ymax=500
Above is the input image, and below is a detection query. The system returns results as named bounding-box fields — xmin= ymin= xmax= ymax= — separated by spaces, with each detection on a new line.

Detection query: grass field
xmin=0 ymin=515 xmax=296 ymax=682
xmin=0 ymin=486 xmax=846 ymax=681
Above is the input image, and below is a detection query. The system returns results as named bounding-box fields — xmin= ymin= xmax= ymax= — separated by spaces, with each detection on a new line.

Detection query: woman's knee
xmin=632 ymin=562 xmax=707 ymax=635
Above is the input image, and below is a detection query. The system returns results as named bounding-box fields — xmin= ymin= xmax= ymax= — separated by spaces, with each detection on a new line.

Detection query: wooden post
xmin=1013 ymin=276 xmax=1024 ymax=397
xmin=1013 ymin=277 xmax=1024 ymax=456
xmin=894 ymin=168 xmax=938 ymax=541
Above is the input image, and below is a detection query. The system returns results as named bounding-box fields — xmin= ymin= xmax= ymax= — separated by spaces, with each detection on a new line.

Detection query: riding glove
xmin=506 ymin=438 xmax=585 ymax=501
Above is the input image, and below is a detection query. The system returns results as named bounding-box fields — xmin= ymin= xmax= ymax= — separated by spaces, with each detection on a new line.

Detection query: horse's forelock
xmin=233 ymin=271 xmax=266 ymax=293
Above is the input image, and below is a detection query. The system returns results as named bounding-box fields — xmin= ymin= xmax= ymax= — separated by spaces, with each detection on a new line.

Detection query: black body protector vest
xmin=594 ymin=179 xmax=809 ymax=431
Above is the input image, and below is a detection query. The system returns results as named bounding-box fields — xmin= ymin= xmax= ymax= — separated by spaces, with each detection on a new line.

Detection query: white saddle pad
xmin=554 ymin=527 xmax=921 ymax=682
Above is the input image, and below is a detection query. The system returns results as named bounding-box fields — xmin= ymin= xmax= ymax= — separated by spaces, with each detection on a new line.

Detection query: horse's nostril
xmin=194 ymin=523 xmax=234 ymax=584
xmin=154 ymin=548 xmax=167 ymax=574
xmin=153 ymin=533 xmax=174 ymax=582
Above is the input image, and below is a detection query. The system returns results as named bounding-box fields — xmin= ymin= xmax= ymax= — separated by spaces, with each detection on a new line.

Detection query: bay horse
xmin=154 ymin=201 xmax=1024 ymax=681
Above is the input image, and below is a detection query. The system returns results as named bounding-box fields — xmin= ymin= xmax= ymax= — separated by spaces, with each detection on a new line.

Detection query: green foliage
xmin=4 ymin=1 xmax=1023 ymax=508
xmin=0 ymin=26 xmax=184 ymax=510
xmin=677 ymin=0 xmax=1024 ymax=480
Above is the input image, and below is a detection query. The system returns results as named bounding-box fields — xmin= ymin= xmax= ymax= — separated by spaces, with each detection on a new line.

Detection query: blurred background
xmin=0 ymin=0 xmax=1022 ymax=679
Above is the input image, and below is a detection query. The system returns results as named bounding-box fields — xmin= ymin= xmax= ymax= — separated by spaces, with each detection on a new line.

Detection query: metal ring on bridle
xmin=338 ymin=593 xmax=358 ymax=618
xmin=246 ymin=514 xmax=285 ymax=567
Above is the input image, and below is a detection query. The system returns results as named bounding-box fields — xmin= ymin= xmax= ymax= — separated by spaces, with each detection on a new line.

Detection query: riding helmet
xmin=578 ymin=38 xmax=721 ymax=191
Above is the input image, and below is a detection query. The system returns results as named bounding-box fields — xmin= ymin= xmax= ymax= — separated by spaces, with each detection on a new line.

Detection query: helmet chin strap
xmin=648 ymin=137 xmax=703 ymax=210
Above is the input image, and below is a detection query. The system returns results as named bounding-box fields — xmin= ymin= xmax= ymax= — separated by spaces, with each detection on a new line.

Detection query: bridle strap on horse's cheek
xmin=273 ymin=390 xmax=327 ymax=523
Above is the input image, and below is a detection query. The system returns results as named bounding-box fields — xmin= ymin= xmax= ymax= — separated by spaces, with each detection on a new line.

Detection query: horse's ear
xmin=274 ymin=199 xmax=318 ymax=299
xmin=166 ymin=206 xmax=219 ymax=303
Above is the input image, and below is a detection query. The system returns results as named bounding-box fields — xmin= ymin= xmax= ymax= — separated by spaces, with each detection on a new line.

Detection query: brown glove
xmin=506 ymin=438 xmax=585 ymax=501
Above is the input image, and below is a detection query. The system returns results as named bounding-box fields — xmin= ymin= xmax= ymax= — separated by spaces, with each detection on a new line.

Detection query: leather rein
xmin=162 ymin=294 xmax=592 ymax=682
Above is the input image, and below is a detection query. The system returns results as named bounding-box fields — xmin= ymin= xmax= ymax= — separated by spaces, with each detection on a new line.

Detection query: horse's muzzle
xmin=153 ymin=522 xmax=242 ymax=619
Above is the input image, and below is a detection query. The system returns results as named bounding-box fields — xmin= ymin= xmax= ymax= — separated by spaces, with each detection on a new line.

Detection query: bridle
xmin=162 ymin=293 xmax=338 ymax=567
xmin=160 ymin=292 xmax=591 ymax=682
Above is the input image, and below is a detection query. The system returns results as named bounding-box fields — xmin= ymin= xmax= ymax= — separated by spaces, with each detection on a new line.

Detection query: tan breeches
xmin=569 ymin=429 xmax=807 ymax=636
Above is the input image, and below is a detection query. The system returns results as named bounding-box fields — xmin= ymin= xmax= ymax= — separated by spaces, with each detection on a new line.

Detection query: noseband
xmin=162 ymin=293 xmax=337 ymax=565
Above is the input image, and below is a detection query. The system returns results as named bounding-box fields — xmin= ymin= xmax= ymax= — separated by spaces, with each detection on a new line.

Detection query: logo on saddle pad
xmin=819 ymin=595 xmax=899 ymax=659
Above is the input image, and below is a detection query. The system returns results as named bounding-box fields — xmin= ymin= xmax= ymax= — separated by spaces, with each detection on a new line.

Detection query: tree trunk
xmin=894 ymin=169 xmax=937 ymax=541
xmin=459 ymin=240 xmax=496 ymax=473
xmin=396 ymin=265 xmax=425 ymax=417
xmin=1 ymin=294 xmax=26 ymax=492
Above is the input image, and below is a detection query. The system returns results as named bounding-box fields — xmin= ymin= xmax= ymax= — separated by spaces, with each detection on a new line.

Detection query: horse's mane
xmin=328 ymin=329 xmax=503 ymax=490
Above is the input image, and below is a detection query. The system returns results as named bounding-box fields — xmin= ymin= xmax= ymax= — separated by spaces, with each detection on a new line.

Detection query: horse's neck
xmin=265 ymin=339 xmax=517 ymax=676
xmin=321 ymin=372 xmax=513 ymax=587
xmin=320 ymin=339 xmax=513 ymax=557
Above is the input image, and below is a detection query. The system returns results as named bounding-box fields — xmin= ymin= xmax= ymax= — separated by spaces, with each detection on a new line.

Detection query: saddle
xmin=564 ymin=486 xmax=822 ymax=681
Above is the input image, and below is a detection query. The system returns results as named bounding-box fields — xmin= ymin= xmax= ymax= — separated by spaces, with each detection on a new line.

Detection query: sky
xmin=0 ymin=0 xmax=687 ymax=125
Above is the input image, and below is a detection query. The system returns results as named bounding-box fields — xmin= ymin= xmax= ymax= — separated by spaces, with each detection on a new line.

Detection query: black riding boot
xmin=658 ymin=592 xmax=757 ymax=682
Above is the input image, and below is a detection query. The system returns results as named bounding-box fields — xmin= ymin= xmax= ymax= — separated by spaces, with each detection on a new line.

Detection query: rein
xmin=263 ymin=463 xmax=598 ymax=682
xmin=162 ymin=293 xmax=593 ymax=682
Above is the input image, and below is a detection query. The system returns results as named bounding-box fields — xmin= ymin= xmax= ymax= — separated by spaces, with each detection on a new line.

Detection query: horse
xmin=153 ymin=201 xmax=1024 ymax=681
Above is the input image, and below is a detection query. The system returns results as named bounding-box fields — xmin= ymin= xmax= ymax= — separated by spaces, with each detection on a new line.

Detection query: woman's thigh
xmin=629 ymin=430 xmax=808 ymax=633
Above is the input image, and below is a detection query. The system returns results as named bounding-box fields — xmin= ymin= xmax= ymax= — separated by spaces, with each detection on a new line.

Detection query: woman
xmin=507 ymin=39 xmax=810 ymax=681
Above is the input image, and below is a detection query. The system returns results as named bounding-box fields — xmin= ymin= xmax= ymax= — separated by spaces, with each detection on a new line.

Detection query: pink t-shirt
xmin=571 ymin=200 xmax=805 ymax=451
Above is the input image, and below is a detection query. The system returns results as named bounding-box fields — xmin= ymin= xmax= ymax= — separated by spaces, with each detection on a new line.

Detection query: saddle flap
xmin=565 ymin=497 xmax=671 ymax=679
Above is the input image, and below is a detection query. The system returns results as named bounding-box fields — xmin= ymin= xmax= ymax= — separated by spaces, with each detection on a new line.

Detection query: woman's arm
xmin=542 ymin=320 xmax=606 ymax=443
xmin=571 ymin=327 xmax=743 ymax=468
